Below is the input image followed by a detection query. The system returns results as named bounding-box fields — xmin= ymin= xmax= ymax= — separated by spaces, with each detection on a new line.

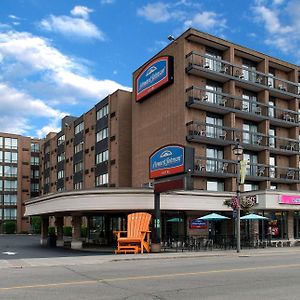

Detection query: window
xmin=206 ymin=147 xmax=223 ymax=172
xmin=0 ymin=151 xmax=2 ymax=162
xmin=269 ymin=128 xmax=275 ymax=148
xmin=4 ymin=152 xmax=18 ymax=163
xmin=96 ymin=150 xmax=109 ymax=164
xmin=243 ymin=123 xmax=258 ymax=144
xmin=242 ymin=59 xmax=257 ymax=82
xmin=44 ymin=177 xmax=50 ymax=184
xmin=205 ymin=48 xmax=222 ymax=72
xmin=96 ymin=105 xmax=109 ymax=120
xmin=74 ymin=181 xmax=83 ymax=190
xmin=75 ymin=122 xmax=84 ymax=134
xmin=31 ymin=169 xmax=39 ymax=179
xmin=74 ymin=142 xmax=84 ymax=154
xmin=205 ymin=82 xmax=223 ymax=104
xmin=57 ymin=170 xmax=64 ymax=179
xmin=4 ymin=194 xmax=17 ymax=205
xmin=96 ymin=173 xmax=109 ymax=186
xmin=268 ymin=69 xmax=275 ymax=88
xmin=0 ymin=137 xmax=3 ymax=148
xmin=270 ymin=184 xmax=277 ymax=190
xmin=44 ymin=145 xmax=50 ymax=154
xmin=4 ymin=208 xmax=17 ymax=220
xmin=207 ymin=180 xmax=224 ymax=191
xmin=206 ymin=114 xmax=223 ymax=139
xmin=57 ymin=187 xmax=65 ymax=192
xmin=57 ymin=152 xmax=65 ymax=162
xmin=0 ymin=180 xmax=2 ymax=191
xmin=269 ymin=156 xmax=276 ymax=178
xmin=96 ymin=128 xmax=108 ymax=142
xmin=0 ymin=165 xmax=2 ymax=176
xmin=244 ymin=182 xmax=259 ymax=191
xmin=44 ymin=160 xmax=50 ymax=169
xmin=31 ymin=143 xmax=40 ymax=152
xmin=4 ymin=138 xmax=18 ymax=149
xmin=74 ymin=161 xmax=83 ymax=173
xmin=30 ymin=183 xmax=39 ymax=192
xmin=268 ymin=99 xmax=275 ymax=118
xmin=57 ymin=135 xmax=65 ymax=146
xmin=243 ymin=152 xmax=258 ymax=176
xmin=242 ymin=90 xmax=258 ymax=113
xmin=31 ymin=156 xmax=40 ymax=166
xmin=4 ymin=180 xmax=18 ymax=191
xmin=4 ymin=166 xmax=17 ymax=177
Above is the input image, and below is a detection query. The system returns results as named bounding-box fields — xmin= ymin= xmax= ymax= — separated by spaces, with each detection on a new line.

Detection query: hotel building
xmin=25 ymin=28 xmax=300 ymax=248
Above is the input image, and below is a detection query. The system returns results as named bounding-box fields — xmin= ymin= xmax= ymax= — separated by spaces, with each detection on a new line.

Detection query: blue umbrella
xmin=241 ymin=213 xmax=268 ymax=220
xmin=167 ymin=217 xmax=183 ymax=223
xmin=197 ymin=213 xmax=230 ymax=221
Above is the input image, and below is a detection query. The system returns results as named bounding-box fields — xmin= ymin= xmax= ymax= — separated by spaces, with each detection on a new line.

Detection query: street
xmin=1 ymin=236 xmax=300 ymax=299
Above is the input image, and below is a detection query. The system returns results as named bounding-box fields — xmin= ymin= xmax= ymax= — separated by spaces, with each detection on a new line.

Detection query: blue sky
xmin=0 ymin=0 xmax=299 ymax=138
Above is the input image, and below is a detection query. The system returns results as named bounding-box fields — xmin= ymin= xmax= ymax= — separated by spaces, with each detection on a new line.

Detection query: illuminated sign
xmin=280 ymin=195 xmax=300 ymax=205
xmin=149 ymin=145 xmax=184 ymax=179
xmin=135 ymin=56 xmax=174 ymax=102
xmin=190 ymin=219 xmax=207 ymax=229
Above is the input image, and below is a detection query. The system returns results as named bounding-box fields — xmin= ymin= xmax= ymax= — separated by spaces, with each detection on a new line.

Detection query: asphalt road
xmin=1 ymin=239 xmax=300 ymax=299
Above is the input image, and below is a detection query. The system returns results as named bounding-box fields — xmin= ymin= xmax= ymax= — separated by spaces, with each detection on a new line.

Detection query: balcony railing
xmin=186 ymin=51 xmax=300 ymax=98
xmin=186 ymin=86 xmax=300 ymax=126
xmin=187 ymin=121 xmax=299 ymax=154
xmin=194 ymin=156 xmax=300 ymax=182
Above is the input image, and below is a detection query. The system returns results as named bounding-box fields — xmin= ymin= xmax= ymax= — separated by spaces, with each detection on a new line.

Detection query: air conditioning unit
xmin=142 ymin=182 xmax=153 ymax=189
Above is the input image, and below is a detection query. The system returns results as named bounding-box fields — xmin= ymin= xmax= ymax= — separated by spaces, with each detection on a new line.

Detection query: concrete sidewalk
xmin=1 ymin=247 xmax=300 ymax=269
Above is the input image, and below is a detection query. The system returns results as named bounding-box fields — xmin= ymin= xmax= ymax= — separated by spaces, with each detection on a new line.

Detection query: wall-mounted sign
xmin=135 ymin=56 xmax=174 ymax=102
xmin=190 ymin=219 xmax=207 ymax=229
xmin=280 ymin=195 xmax=300 ymax=205
xmin=149 ymin=145 xmax=184 ymax=179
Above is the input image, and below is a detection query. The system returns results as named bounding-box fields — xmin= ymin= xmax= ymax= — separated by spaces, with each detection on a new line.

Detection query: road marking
xmin=2 ymin=252 xmax=17 ymax=256
xmin=1 ymin=262 xmax=300 ymax=292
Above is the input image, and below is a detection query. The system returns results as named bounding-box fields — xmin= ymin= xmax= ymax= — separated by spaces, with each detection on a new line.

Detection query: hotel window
xmin=4 ymin=138 xmax=18 ymax=150
xmin=44 ymin=160 xmax=50 ymax=169
xmin=268 ymin=68 xmax=275 ymax=88
xmin=75 ymin=122 xmax=84 ymax=135
xmin=0 ymin=137 xmax=3 ymax=148
xmin=242 ymin=59 xmax=257 ymax=82
xmin=96 ymin=128 xmax=108 ymax=142
xmin=206 ymin=114 xmax=223 ymax=139
xmin=45 ymin=177 xmax=50 ymax=184
xmin=57 ymin=152 xmax=65 ymax=162
xmin=243 ymin=123 xmax=258 ymax=144
xmin=0 ymin=180 xmax=3 ymax=191
xmin=0 ymin=165 xmax=2 ymax=176
xmin=74 ymin=181 xmax=83 ymax=190
xmin=269 ymin=128 xmax=275 ymax=148
xmin=57 ymin=135 xmax=65 ymax=146
xmin=30 ymin=183 xmax=39 ymax=192
xmin=205 ymin=47 xmax=222 ymax=72
xmin=243 ymin=152 xmax=258 ymax=176
xmin=4 ymin=152 xmax=18 ymax=163
xmin=96 ymin=173 xmax=108 ymax=186
xmin=268 ymin=99 xmax=275 ymax=118
xmin=4 ymin=194 xmax=17 ymax=205
xmin=206 ymin=147 xmax=223 ymax=172
xmin=4 ymin=208 xmax=17 ymax=220
xmin=96 ymin=105 xmax=109 ymax=120
xmin=205 ymin=81 xmax=223 ymax=104
xmin=269 ymin=156 xmax=276 ymax=178
xmin=0 ymin=151 xmax=2 ymax=162
xmin=4 ymin=180 xmax=18 ymax=191
xmin=30 ymin=142 xmax=40 ymax=152
xmin=96 ymin=150 xmax=109 ymax=164
xmin=31 ymin=156 xmax=40 ymax=166
xmin=242 ymin=90 xmax=258 ymax=113
xmin=244 ymin=182 xmax=259 ymax=191
xmin=4 ymin=166 xmax=17 ymax=177
xmin=74 ymin=142 xmax=84 ymax=154
xmin=74 ymin=161 xmax=83 ymax=173
xmin=207 ymin=180 xmax=224 ymax=191
xmin=31 ymin=169 xmax=39 ymax=179
xmin=57 ymin=170 xmax=64 ymax=179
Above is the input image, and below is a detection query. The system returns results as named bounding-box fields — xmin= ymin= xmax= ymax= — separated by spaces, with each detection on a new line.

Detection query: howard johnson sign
xmin=149 ymin=145 xmax=185 ymax=179
xmin=135 ymin=56 xmax=174 ymax=102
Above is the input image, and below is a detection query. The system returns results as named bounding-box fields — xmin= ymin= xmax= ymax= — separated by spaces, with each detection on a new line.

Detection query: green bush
xmin=48 ymin=226 xmax=55 ymax=235
xmin=81 ymin=227 xmax=88 ymax=238
xmin=31 ymin=216 xmax=41 ymax=234
xmin=3 ymin=221 xmax=16 ymax=234
xmin=63 ymin=226 xmax=72 ymax=236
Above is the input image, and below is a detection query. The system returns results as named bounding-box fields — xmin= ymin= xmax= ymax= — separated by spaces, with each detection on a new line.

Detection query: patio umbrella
xmin=197 ymin=213 xmax=230 ymax=221
xmin=240 ymin=213 xmax=268 ymax=220
xmin=167 ymin=217 xmax=183 ymax=223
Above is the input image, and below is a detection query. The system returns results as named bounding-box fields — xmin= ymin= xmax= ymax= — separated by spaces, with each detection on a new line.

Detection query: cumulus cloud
xmin=40 ymin=15 xmax=104 ymax=40
xmin=70 ymin=6 xmax=93 ymax=19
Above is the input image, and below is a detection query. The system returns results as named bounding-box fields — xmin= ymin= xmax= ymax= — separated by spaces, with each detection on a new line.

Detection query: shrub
xmin=3 ymin=221 xmax=16 ymax=234
xmin=63 ymin=226 xmax=72 ymax=236
xmin=48 ymin=226 xmax=55 ymax=235
xmin=31 ymin=216 xmax=41 ymax=234
xmin=81 ymin=227 xmax=88 ymax=238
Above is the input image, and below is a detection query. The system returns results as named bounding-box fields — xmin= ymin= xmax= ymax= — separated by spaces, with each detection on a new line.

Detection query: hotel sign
xmin=280 ymin=195 xmax=300 ymax=205
xmin=149 ymin=145 xmax=184 ymax=179
xmin=135 ymin=56 xmax=174 ymax=102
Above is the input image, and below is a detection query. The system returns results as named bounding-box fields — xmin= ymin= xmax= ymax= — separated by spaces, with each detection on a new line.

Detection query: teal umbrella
xmin=167 ymin=217 xmax=183 ymax=223
xmin=241 ymin=213 xmax=268 ymax=220
xmin=197 ymin=213 xmax=230 ymax=221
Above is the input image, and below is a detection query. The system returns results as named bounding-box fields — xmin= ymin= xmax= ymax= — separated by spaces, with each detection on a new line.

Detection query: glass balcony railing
xmin=186 ymin=52 xmax=300 ymax=97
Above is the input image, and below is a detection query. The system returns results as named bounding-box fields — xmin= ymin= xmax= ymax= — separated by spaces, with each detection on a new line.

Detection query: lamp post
xmin=233 ymin=142 xmax=243 ymax=253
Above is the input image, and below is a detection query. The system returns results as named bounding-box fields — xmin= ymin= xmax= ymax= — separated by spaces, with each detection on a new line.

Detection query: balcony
xmin=186 ymin=52 xmax=299 ymax=99
xmin=186 ymin=121 xmax=299 ymax=154
xmin=186 ymin=86 xmax=299 ymax=127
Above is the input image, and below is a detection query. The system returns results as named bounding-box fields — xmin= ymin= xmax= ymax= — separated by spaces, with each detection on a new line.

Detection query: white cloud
xmin=184 ymin=11 xmax=227 ymax=31
xmin=70 ymin=6 xmax=93 ymax=19
xmin=40 ymin=15 xmax=104 ymax=40
xmin=137 ymin=3 xmax=175 ymax=23
xmin=101 ymin=0 xmax=115 ymax=4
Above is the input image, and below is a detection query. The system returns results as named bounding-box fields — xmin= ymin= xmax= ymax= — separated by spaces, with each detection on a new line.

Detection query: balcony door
xmin=206 ymin=147 xmax=223 ymax=172
xmin=242 ymin=59 xmax=257 ymax=82
xmin=206 ymin=81 xmax=222 ymax=104
xmin=205 ymin=48 xmax=222 ymax=72
xmin=269 ymin=155 xmax=276 ymax=178
xmin=242 ymin=90 xmax=258 ymax=113
xmin=269 ymin=128 xmax=275 ymax=148
xmin=243 ymin=123 xmax=258 ymax=144
xmin=206 ymin=114 xmax=223 ymax=139
xmin=243 ymin=152 xmax=258 ymax=176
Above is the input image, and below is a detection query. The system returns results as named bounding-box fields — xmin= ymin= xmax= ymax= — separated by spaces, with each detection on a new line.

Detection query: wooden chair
xmin=114 ymin=212 xmax=152 ymax=254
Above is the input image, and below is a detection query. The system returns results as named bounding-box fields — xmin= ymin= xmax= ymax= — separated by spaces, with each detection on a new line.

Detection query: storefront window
xmin=294 ymin=212 xmax=300 ymax=239
xmin=262 ymin=211 xmax=288 ymax=239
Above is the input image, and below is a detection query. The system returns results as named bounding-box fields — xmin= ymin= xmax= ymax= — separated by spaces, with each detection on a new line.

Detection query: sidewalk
xmin=1 ymin=247 xmax=300 ymax=269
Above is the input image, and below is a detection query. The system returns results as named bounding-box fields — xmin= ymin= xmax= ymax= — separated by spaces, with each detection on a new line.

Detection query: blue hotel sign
xmin=135 ymin=56 xmax=174 ymax=102
xmin=149 ymin=145 xmax=185 ymax=179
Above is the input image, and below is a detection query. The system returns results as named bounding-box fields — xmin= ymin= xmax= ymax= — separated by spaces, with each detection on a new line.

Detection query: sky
xmin=0 ymin=0 xmax=299 ymax=138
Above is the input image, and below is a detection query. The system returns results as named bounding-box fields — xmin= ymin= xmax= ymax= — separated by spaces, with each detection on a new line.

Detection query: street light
xmin=233 ymin=142 xmax=244 ymax=253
